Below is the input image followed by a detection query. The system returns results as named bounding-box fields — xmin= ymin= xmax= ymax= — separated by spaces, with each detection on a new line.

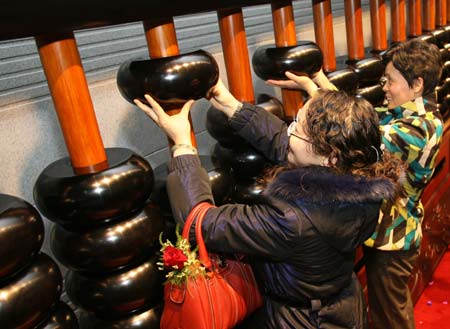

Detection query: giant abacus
xmin=1 ymin=1 xmax=450 ymax=328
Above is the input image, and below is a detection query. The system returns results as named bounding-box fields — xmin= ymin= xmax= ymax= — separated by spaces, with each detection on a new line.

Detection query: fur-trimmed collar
xmin=265 ymin=166 xmax=396 ymax=205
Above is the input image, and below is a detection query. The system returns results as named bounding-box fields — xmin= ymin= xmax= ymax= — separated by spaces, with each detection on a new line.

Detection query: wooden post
xmin=271 ymin=0 xmax=303 ymax=119
xmin=447 ymin=0 xmax=450 ymax=24
xmin=391 ymin=0 xmax=407 ymax=43
xmin=312 ymin=0 xmax=337 ymax=72
xmin=143 ymin=18 xmax=197 ymax=149
xmin=423 ymin=0 xmax=436 ymax=31
xmin=344 ymin=0 xmax=365 ymax=61
xmin=369 ymin=0 xmax=388 ymax=52
xmin=36 ymin=32 xmax=108 ymax=174
xmin=408 ymin=0 xmax=423 ymax=37
xmin=217 ymin=8 xmax=255 ymax=104
xmin=436 ymin=0 xmax=447 ymax=27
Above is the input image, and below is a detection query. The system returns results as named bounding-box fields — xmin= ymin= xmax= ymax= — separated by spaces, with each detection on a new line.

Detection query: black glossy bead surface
xmin=232 ymin=177 xmax=266 ymax=205
xmin=34 ymin=148 xmax=154 ymax=227
xmin=117 ymin=50 xmax=219 ymax=108
xmin=418 ymin=33 xmax=438 ymax=46
xmin=440 ymin=46 xmax=450 ymax=63
xmin=351 ymin=57 xmax=385 ymax=88
xmin=436 ymin=82 xmax=449 ymax=104
xmin=38 ymin=301 xmax=80 ymax=329
xmin=78 ymin=304 xmax=162 ymax=329
xmin=0 ymin=194 xmax=44 ymax=281
xmin=51 ymin=203 xmax=165 ymax=274
xmin=252 ymin=41 xmax=323 ymax=80
xmin=0 ymin=253 xmax=62 ymax=329
xmin=326 ymin=69 xmax=359 ymax=95
xmin=256 ymin=93 xmax=285 ymax=120
xmin=356 ymin=85 xmax=386 ymax=107
xmin=212 ymin=142 xmax=271 ymax=178
xmin=441 ymin=60 xmax=450 ymax=82
xmin=65 ymin=255 xmax=163 ymax=320
xmin=431 ymin=28 xmax=448 ymax=48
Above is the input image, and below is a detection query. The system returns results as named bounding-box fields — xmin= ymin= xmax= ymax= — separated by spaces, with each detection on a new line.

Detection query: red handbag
xmin=160 ymin=202 xmax=263 ymax=329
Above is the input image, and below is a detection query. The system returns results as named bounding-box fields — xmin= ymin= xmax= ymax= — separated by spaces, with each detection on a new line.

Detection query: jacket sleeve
xmin=166 ymin=154 xmax=300 ymax=260
xmin=228 ymin=102 xmax=290 ymax=163
xmin=166 ymin=154 xmax=214 ymax=223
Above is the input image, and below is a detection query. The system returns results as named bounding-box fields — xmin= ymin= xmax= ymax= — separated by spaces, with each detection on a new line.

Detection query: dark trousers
xmin=363 ymin=246 xmax=419 ymax=329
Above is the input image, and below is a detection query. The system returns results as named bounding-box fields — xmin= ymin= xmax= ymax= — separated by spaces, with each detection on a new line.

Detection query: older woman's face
xmin=287 ymin=99 xmax=327 ymax=167
xmin=382 ymin=62 xmax=417 ymax=109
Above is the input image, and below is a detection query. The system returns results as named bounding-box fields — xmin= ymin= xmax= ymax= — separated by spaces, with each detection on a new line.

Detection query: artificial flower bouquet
xmin=157 ymin=225 xmax=206 ymax=286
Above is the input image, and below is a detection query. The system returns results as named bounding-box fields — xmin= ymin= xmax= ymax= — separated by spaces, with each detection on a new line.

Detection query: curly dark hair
xmin=305 ymin=90 xmax=405 ymax=189
xmin=262 ymin=90 xmax=406 ymax=197
xmin=305 ymin=90 xmax=381 ymax=171
xmin=383 ymin=38 xmax=442 ymax=96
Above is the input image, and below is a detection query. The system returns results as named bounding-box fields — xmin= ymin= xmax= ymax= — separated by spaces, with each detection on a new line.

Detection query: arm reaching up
xmin=207 ymin=78 xmax=243 ymax=118
xmin=266 ymin=70 xmax=337 ymax=97
xmin=312 ymin=69 xmax=338 ymax=91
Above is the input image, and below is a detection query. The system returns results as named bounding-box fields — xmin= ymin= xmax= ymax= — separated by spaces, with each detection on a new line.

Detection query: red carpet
xmin=414 ymin=247 xmax=450 ymax=328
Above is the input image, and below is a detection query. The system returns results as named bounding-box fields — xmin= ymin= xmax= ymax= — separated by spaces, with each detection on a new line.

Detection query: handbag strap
xmin=181 ymin=202 xmax=216 ymax=269
xmin=182 ymin=202 xmax=207 ymax=238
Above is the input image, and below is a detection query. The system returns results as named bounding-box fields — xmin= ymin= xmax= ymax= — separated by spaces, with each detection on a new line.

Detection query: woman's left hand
xmin=266 ymin=71 xmax=319 ymax=96
xmin=134 ymin=94 xmax=194 ymax=145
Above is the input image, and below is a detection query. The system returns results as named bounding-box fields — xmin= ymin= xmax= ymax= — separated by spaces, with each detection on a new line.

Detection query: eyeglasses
xmin=287 ymin=119 xmax=313 ymax=144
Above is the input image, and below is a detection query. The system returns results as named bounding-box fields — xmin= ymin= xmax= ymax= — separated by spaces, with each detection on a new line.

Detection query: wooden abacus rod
xmin=143 ymin=18 xmax=180 ymax=58
xmin=344 ymin=0 xmax=365 ymax=62
xmin=143 ymin=18 xmax=197 ymax=149
xmin=423 ymin=0 xmax=436 ymax=32
xmin=36 ymin=32 xmax=108 ymax=175
xmin=369 ymin=0 xmax=388 ymax=52
xmin=271 ymin=0 xmax=303 ymax=119
xmin=436 ymin=0 xmax=447 ymax=27
xmin=447 ymin=0 xmax=450 ymax=24
xmin=217 ymin=8 xmax=255 ymax=104
xmin=312 ymin=0 xmax=336 ymax=73
xmin=408 ymin=0 xmax=422 ymax=37
xmin=391 ymin=0 xmax=407 ymax=43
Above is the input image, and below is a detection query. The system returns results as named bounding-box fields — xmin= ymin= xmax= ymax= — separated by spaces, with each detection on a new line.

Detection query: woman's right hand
xmin=134 ymin=94 xmax=194 ymax=146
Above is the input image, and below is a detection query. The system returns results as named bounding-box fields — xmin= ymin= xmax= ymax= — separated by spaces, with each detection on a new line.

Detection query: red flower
xmin=163 ymin=245 xmax=188 ymax=269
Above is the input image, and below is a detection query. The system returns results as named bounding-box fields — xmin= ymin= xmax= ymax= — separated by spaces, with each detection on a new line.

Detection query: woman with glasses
xmin=267 ymin=38 xmax=443 ymax=329
xmin=134 ymin=78 xmax=405 ymax=328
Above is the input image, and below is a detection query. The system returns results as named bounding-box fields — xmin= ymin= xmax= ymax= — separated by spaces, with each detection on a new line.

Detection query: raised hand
xmin=266 ymin=71 xmax=319 ymax=96
xmin=207 ymin=78 xmax=242 ymax=118
xmin=311 ymin=69 xmax=337 ymax=91
xmin=134 ymin=94 xmax=194 ymax=145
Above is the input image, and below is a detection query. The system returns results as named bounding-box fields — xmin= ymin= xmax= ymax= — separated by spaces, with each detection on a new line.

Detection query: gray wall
xmin=0 ymin=1 xmax=381 ymax=263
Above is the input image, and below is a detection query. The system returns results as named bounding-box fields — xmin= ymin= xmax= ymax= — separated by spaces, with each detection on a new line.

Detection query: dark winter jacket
xmin=166 ymin=104 xmax=398 ymax=329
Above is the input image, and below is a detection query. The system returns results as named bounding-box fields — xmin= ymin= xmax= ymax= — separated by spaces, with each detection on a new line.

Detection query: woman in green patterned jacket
xmin=267 ymin=38 xmax=443 ymax=329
